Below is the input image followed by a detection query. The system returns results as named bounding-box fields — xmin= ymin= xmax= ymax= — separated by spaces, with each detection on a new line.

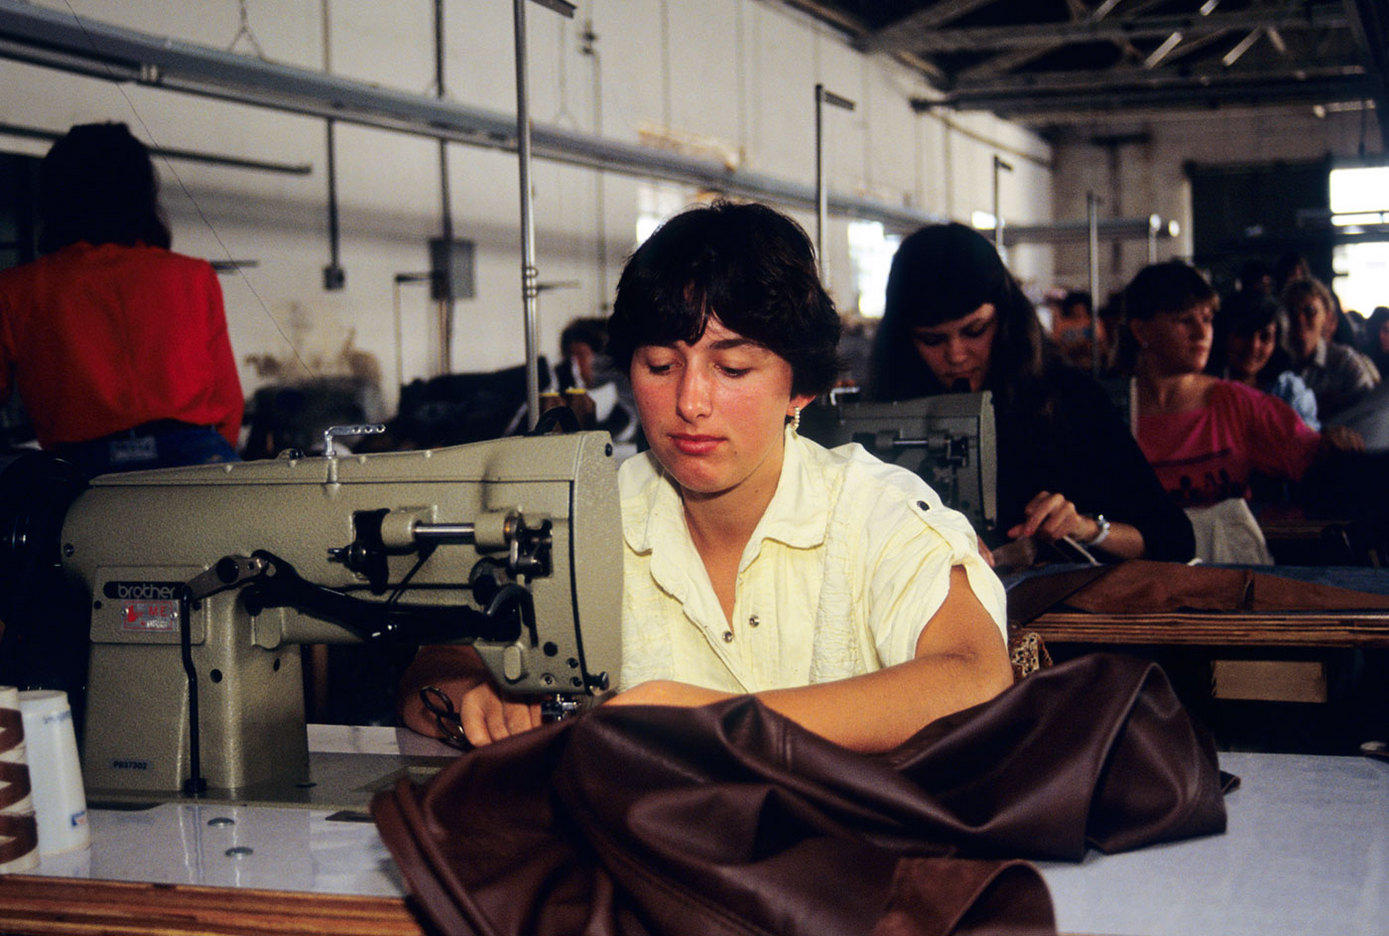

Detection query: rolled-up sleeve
xmin=860 ymin=482 xmax=1008 ymax=670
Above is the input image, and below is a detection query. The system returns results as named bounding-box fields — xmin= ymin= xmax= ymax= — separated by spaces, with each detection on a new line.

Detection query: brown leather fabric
xmin=1060 ymin=560 xmax=1389 ymax=614
xmin=372 ymin=654 xmax=1226 ymax=936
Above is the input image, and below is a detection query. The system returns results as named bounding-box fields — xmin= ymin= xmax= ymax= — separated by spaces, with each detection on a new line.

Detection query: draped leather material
xmin=373 ymin=654 xmax=1227 ymax=936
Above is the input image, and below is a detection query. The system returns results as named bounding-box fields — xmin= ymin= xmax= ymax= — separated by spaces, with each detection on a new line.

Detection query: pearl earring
xmin=788 ymin=407 xmax=801 ymax=433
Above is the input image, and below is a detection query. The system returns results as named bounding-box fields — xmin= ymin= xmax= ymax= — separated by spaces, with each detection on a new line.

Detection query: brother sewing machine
xmin=799 ymin=390 xmax=997 ymax=536
xmin=0 ymin=431 xmax=621 ymax=802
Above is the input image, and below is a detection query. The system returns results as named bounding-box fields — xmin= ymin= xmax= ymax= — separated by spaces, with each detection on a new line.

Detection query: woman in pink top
xmin=1123 ymin=261 xmax=1357 ymax=562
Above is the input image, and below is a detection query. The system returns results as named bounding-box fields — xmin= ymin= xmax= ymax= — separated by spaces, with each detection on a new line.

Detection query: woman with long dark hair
xmin=869 ymin=222 xmax=1193 ymax=564
xmin=0 ymin=122 xmax=242 ymax=476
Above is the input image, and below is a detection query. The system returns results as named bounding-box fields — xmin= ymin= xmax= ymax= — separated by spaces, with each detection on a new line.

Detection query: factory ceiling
xmin=780 ymin=0 xmax=1388 ymax=144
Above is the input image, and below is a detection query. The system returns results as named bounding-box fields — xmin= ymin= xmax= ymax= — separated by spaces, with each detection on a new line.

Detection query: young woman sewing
xmin=400 ymin=202 xmax=1012 ymax=752
xmin=867 ymin=223 xmax=1194 ymax=566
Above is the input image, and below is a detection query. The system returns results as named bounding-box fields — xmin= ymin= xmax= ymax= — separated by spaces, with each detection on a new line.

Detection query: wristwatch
xmin=1083 ymin=514 xmax=1111 ymax=547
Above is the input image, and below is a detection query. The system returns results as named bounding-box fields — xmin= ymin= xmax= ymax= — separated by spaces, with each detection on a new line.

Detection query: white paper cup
xmin=17 ymin=690 xmax=89 ymax=855
xmin=0 ymin=685 xmax=39 ymax=872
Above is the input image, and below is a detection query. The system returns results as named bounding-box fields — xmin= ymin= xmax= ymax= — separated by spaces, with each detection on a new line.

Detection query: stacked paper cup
xmin=0 ymin=685 xmax=39 ymax=872
xmin=18 ymin=691 xmax=89 ymax=856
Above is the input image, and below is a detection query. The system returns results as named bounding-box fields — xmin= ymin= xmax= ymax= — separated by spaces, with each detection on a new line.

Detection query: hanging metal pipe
xmin=394 ymin=273 xmax=431 ymax=396
xmin=1087 ymin=191 xmax=1102 ymax=378
xmin=322 ymin=0 xmax=343 ymax=290
xmin=814 ymin=84 xmax=854 ymax=276
xmin=324 ymin=122 xmax=343 ymax=287
xmin=992 ymin=155 xmax=1013 ymax=253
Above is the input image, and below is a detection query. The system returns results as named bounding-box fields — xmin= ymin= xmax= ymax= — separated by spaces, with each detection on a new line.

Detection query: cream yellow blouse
xmin=617 ymin=429 xmax=1007 ymax=693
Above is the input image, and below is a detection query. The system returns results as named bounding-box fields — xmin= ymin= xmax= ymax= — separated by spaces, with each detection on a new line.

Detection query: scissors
xmin=418 ymin=685 xmax=469 ymax=748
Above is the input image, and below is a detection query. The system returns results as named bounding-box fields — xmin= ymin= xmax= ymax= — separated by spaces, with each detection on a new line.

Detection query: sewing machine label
xmin=104 ymin=582 xmax=185 ymax=633
xmin=119 ymin=601 xmax=179 ymax=632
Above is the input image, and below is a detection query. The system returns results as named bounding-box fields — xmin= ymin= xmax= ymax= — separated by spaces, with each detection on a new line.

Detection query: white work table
xmin=10 ymin=729 xmax=1389 ymax=936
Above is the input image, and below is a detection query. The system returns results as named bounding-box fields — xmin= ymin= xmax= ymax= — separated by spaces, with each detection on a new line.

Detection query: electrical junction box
xmin=429 ymin=237 xmax=476 ymax=301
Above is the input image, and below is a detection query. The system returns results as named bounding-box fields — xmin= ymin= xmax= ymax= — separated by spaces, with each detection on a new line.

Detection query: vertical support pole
xmin=514 ymin=0 xmax=540 ymax=429
xmin=436 ymin=0 xmax=454 ymax=375
xmin=514 ymin=0 xmax=576 ymax=430
xmin=1087 ymin=191 xmax=1102 ymax=378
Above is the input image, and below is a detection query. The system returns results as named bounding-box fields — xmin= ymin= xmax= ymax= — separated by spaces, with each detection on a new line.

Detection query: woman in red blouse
xmin=1125 ymin=261 xmax=1357 ymax=562
xmin=0 ymin=122 xmax=243 ymax=477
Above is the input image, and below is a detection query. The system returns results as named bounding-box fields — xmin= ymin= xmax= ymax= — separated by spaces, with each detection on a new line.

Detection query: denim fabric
xmin=55 ymin=425 xmax=238 ymax=478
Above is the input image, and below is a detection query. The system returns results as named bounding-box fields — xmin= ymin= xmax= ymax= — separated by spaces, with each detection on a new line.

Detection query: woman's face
xmin=630 ymin=315 xmax=811 ymax=499
xmin=908 ymin=302 xmax=998 ymax=392
xmin=1131 ymin=302 xmax=1214 ymax=375
xmin=1378 ymin=318 xmax=1389 ymax=354
xmin=1289 ymin=295 xmax=1326 ymax=360
xmin=1226 ymin=322 xmax=1277 ymax=381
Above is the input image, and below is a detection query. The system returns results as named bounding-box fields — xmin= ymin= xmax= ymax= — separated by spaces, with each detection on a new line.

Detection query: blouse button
xmin=722 ymin=630 xmax=734 ymax=643
xmin=748 ymin=614 xmax=760 ymax=628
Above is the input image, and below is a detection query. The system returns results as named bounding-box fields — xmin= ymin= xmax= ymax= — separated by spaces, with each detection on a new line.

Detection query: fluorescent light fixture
xmin=1330 ymin=211 xmax=1388 ymax=227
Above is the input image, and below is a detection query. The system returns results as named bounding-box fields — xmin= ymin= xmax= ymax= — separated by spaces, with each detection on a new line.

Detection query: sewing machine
xmin=0 ymin=432 xmax=621 ymax=801
xmin=799 ymin=390 xmax=997 ymax=536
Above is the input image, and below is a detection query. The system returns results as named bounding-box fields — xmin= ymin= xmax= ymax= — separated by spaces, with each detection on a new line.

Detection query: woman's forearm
xmin=754 ymin=646 xmax=1012 ymax=752
xmin=1093 ymin=520 xmax=1146 ymax=560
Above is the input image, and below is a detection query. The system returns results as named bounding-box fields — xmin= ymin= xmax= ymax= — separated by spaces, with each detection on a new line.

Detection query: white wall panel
xmin=5 ymin=0 xmax=1054 ymax=411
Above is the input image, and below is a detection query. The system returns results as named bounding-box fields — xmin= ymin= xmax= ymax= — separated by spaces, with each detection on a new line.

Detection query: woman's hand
xmin=398 ymin=645 xmax=543 ymax=747
xmin=453 ymin=683 xmax=544 ymax=748
xmin=605 ymin=680 xmax=732 ymax=709
xmin=1321 ymin=425 xmax=1365 ymax=454
xmin=1006 ymin=490 xmax=1147 ymax=560
xmin=1007 ymin=490 xmax=1097 ymax=544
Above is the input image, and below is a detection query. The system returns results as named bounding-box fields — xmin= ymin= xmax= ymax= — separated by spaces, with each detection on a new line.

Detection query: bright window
xmin=635 ymin=181 xmax=693 ymax=246
xmin=1328 ymin=165 xmax=1389 ymax=316
xmin=846 ymin=220 xmax=901 ymax=318
xmin=1329 ymin=166 xmax=1389 ymax=214
xmin=1333 ymin=241 xmax=1389 ymax=315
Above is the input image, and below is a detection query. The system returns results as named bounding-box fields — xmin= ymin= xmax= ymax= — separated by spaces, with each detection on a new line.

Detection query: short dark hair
xmin=607 ymin=201 xmax=840 ymax=397
xmin=560 ymin=317 xmax=608 ymax=354
xmin=869 ymin=222 xmax=1044 ymax=403
xmin=1061 ymin=290 xmax=1093 ymax=314
xmin=1273 ymin=251 xmax=1310 ymax=289
xmin=38 ymin=122 xmax=171 ymax=253
xmin=1122 ymin=261 xmax=1217 ymax=322
xmin=1218 ymin=289 xmax=1280 ymax=337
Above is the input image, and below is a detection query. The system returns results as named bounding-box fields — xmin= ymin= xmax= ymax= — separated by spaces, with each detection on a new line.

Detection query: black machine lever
xmin=238 ymin=550 xmax=529 ymax=645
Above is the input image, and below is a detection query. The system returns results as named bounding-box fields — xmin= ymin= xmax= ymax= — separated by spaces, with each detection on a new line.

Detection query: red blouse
xmin=0 ymin=242 xmax=243 ymax=449
xmin=1136 ymin=379 xmax=1319 ymax=508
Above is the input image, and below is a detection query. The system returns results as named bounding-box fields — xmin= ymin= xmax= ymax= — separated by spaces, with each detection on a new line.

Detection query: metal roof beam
xmin=918 ymin=73 xmax=1380 ymax=116
xmin=859 ymin=0 xmax=1000 ymax=54
xmin=949 ymin=62 xmax=1365 ymax=95
xmin=954 ymin=0 xmax=1175 ymax=84
xmin=911 ymin=3 xmax=1347 ymax=53
xmin=1343 ymin=0 xmax=1389 ymax=148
